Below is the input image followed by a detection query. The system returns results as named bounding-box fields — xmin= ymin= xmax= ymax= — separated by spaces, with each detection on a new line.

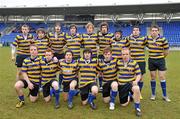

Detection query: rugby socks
xmin=88 ymin=93 xmax=96 ymax=104
xmin=110 ymin=90 xmax=117 ymax=103
xmin=54 ymin=90 xmax=60 ymax=105
xmin=18 ymin=95 xmax=24 ymax=101
xmin=151 ymin=80 xmax=156 ymax=96
xmin=68 ymin=90 xmax=76 ymax=103
xmin=74 ymin=89 xmax=79 ymax=96
xmin=160 ymin=80 xmax=167 ymax=97
xmin=134 ymin=102 xmax=140 ymax=110
xmin=138 ymin=81 xmax=144 ymax=92
xmin=50 ymin=88 xmax=55 ymax=97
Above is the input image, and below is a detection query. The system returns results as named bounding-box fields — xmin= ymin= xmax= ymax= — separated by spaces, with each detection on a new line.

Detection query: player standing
xmin=82 ymin=22 xmax=98 ymax=58
xmin=111 ymin=30 xmax=129 ymax=59
xmin=11 ymin=25 xmax=34 ymax=81
xmin=146 ymin=25 xmax=171 ymax=102
xmin=65 ymin=24 xmax=82 ymax=60
xmin=126 ymin=26 xmax=147 ymax=98
xmin=34 ymin=28 xmax=50 ymax=58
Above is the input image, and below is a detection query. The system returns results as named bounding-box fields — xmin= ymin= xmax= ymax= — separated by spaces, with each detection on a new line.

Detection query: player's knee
xmin=44 ymin=96 xmax=51 ymax=103
xmin=30 ymin=96 xmax=38 ymax=103
xmin=132 ymin=85 xmax=140 ymax=94
xmin=14 ymin=82 xmax=20 ymax=89
xmin=70 ymin=81 xmax=77 ymax=90
xmin=82 ymin=100 xmax=88 ymax=105
xmin=121 ymin=102 xmax=129 ymax=107
xmin=14 ymin=81 xmax=23 ymax=89
xmin=91 ymin=86 xmax=98 ymax=94
xmin=52 ymin=81 xmax=59 ymax=90
xmin=111 ymin=81 xmax=118 ymax=91
xmin=103 ymin=97 xmax=110 ymax=103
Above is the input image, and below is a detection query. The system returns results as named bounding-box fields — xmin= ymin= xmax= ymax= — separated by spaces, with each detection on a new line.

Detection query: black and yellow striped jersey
xmin=78 ymin=58 xmax=98 ymax=88
xmin=126 ymin=36 xmax=147 ymax=62
xmin=82 ymin=33 xmax=98 ymax=58
xmin=12 ymin=34 xmax=34 ymax=55
xmin=98 ymin=33 xmax=114 ymax=55
xmin=40 ymin=58 xmax=58 ymax=85
xmin=111 ymin=38 xmax=129 ymax=59
xmin=117 ymin=59 xmax=141 ymax=83
xmin=58 ymin=59 xmax=78 ymax=82
xmin=98 ymin=58 xmax=117 ymax=82
xmin=34 ymin=37 xmax=50 ymax=57
xmin=146 ymin=35 xmax=169 ymax=59
xmin=21 ymin=56 xmax=41 ymax=84
xmin=48 ymin=32 xmax=66 ymax=55
xmin=65 ymin=33 xmax=82 ymax=58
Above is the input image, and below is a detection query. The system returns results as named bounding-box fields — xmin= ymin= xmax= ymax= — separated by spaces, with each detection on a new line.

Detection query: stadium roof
xmin=0 ymin=3 xmax=180 ymax=16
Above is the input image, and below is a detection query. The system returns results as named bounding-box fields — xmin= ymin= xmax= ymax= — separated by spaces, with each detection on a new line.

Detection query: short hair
xmin=103 ymin=47 xmax=112 ymax=54
xmin=69 ymin=24 xmax=77 ymax=31
xmin=150 ymin=25 xmax=160 ymax=31
xmin=64 ymin=50 xmax=73 ymax=56
xmin=83 ymin=48 xmax=92 ymax=54
xmin=36 ymin=28 xmax=46 ymax=34
xmin=100 ymin=22 xmax=109 ymax=30
xmin=30 ymin=44 xmax=38 ymax=50
xmin=86 ymin=22 xmax=94 ymax=29
xmin=121 ymin=47 xmax=130 ymax=54
xmin=21 ymin=24 xmax=29 ymax=29
xmin=133 ymin=25 xmax=141 ymax=31
xmin=45 ymin=48 xmax=54 ymax=54
xmin=55 ymin=22 xmax=61 ymax=27
xmin=115 ymin=29 xmax=123 ymax=34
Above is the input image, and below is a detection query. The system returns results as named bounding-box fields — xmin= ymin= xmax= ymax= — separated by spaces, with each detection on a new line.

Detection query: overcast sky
xmin=0 ymin=0 xmax=180 ymax=7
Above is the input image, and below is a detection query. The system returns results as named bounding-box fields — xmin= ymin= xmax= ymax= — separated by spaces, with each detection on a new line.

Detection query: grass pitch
xmin=0 ymin=47 xmax=180 ymax=119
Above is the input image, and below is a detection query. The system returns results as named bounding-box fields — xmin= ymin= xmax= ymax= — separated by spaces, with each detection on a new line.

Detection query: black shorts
xmin=15 ymin=54 xmax=29 ymax=67
xmin=102 ymin=80 xmax=117 ymax=98
xmin=54 ymin=53 xmax=64 ymax=60
xmin=148 ymin=58 xmax=167 ymax=71
xmin=137 ymin=62 xmax=146 ymax=75
xmin=80 ymin=82 xmax=97 ymax=101
xmin=42 ymin=79 xmax=57 ymax=97
xmin=21 ymin=80 xmax=39 ymax=97
xmin=62 ymin=79 xmax=77 ymax=92
xmin=118 ymin=83 xmax=132 ymax=104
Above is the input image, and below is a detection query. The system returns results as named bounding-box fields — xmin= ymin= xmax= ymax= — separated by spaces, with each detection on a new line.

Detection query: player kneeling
xmin=78 ymin=48 xmax=98 ymax=110
xmin=14 ymin=44 xmax=41 ymax=108
xmin=117 ymin=48 xmax=142 ymax=116
xmin=98 ymin=47 xmax=118 ymax=110
xmin=40 ymin=48 xmax=60 ymax=109
xmin=59 ymin=50 xmax=79 ymax=109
